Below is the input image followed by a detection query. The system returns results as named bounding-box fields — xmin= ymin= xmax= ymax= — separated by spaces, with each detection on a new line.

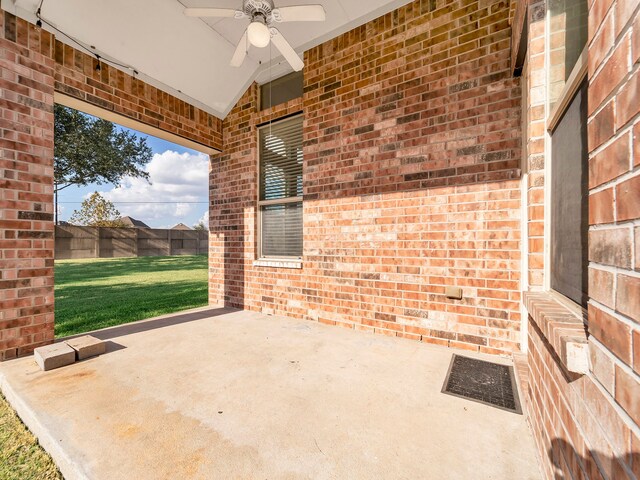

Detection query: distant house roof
xmin=118 ymin=216 xmax=149 ymax=228
xmin=171 ymin=223 xmax=192 ymax=230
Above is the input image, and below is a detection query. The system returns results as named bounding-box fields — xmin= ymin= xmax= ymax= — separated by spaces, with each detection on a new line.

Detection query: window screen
xmin=550 ymin=81 xmax=588 ymax=308
xmin=258 ymin=115 xmax=303 ymax=258
xmin=260 ymin=71 xmax=304 ymax=110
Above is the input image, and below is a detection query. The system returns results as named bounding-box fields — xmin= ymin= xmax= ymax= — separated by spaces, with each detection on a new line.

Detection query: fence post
xmin=167 ymin=228 xmax=172 ymax=256
xmin=96 ymin=227 xmax=101 ymax=258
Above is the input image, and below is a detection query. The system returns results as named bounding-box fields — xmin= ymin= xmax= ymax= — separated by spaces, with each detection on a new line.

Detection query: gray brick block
xmin=65 ymin=335 xmax=106 ymax=360
xmin=34 ymin=343 xmax=76 ymax=371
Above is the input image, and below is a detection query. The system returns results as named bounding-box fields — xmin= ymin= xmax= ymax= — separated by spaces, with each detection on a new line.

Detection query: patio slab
xmin=0 ymin=307 xmax=542 ymax=480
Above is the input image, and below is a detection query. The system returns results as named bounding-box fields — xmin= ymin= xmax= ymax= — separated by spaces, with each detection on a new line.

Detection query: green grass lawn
xmin=55 ymin=255 xmax=209 ymax=337
xmin=0 ymin=393 xmax=62 ymax=480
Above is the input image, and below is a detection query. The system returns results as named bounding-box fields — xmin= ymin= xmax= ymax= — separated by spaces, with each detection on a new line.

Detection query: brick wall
xmin=0 ymin=9 xmax=222 ymax=360
xmin=518 ymin=0 xmax=640 ymax=478
xmin=53 ymin=39 xmax=222 ymax=152
xmin=210 ymin=0 xmax=523 ymax=354
xmin=524 ymin=0 xmax=547 ymax=290
xmin=586 ymin=0 xmax=639 ymax=475
xmin=0 ymin=11 xmax=56 ymax=360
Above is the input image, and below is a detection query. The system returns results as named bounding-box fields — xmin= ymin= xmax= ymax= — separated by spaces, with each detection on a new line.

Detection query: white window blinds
xmin=258 ymin=115 xmax=303 ymax=258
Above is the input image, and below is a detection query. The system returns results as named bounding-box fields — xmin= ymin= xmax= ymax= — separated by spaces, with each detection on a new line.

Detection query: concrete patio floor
xmin=0 ymin=308 xmax=542 ymax=480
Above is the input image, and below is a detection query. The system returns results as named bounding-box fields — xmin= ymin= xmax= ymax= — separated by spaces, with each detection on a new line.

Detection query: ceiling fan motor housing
xmin=186 ymin=0 xmax=318 ymax=71
xmin=243 ymin=0 xmax=275 ymax=23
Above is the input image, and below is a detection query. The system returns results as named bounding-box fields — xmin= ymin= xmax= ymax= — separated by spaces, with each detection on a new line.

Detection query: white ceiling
xmin=4 ymin=0 xmax=412 ymax=119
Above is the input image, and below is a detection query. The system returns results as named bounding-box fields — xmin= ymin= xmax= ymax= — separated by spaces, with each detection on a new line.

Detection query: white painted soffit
xmin=3 ymin=0 xmax=413 ymax=119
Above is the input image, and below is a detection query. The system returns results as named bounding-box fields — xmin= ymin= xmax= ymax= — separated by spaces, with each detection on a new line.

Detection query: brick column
xmin=209 ymin=84 xmax=259 ymax=309
xmin=587 ymin=0 xmax=640 ymax=461
xmin=0 ymin=11 xmax=56 ymax=360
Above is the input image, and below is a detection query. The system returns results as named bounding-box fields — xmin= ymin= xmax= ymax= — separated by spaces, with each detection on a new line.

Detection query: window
xmin=548 ymin=0 xmax=588 ymax=107
xmin=258 ymin=115 xmax=303 ymax=259
xmin=550 ymin=81 xmax=588 ymax=307
xmin=260 ymin=71 xmax=303 ymax=110
xmin=547 ymin=0 xmax=588 ymax=309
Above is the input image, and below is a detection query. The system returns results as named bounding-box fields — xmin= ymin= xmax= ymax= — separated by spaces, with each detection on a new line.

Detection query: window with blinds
xmin=258 ymin=115 xmax=303 ymax=258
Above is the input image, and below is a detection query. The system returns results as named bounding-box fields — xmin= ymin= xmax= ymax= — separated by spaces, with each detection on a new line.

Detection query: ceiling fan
xmin=184 ymin=1 xmax=326 ymax=71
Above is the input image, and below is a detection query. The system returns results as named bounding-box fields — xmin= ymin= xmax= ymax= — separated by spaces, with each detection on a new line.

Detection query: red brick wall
xmin=53 ymin=40 xmax=222 ymax=152
xmin=1 ymin=11 xmax=56 ymax=360
xmin=586 ymin=0 xmax=640 ymax=475
xmin=210 ymin=0 xmax=524 ymax=354
xmin=0 ymin=10 xmax=223 ymax=360
xmin=518 ymin=0 xmax=640 ymax=478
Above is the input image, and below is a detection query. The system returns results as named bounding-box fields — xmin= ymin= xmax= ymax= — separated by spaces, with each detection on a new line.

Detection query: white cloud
xmin=98 ymin=150 xmax=209 ymax=228
xmin=198 ymin=210 xmax=209 ymax=228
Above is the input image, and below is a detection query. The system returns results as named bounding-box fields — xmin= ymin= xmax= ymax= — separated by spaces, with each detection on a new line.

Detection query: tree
xmin=54 ymin=104 xmax=152 ymax=224
xmin=193 ymin=221 xmax=207 ymax=231
xmin=69 ymin=192 xmax=125 ymax=227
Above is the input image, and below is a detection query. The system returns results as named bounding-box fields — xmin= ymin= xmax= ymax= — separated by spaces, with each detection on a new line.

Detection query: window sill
xmin=523 ymin=291 xmax=589 ymax=375
xmin=253 ymin=259 xmax=302 ymax=269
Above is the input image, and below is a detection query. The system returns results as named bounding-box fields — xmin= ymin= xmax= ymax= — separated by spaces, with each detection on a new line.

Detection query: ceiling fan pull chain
xmin=269 ymin=38 xmax=273 ymax=136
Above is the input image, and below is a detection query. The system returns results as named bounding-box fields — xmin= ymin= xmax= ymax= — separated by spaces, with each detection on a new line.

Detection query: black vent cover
xmin=442 ymin=354 xmax=522 ymax=414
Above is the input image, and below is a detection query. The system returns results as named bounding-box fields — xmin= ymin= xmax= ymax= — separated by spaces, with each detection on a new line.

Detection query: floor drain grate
xmin=442 ymin=354 xmax=522 ymax=414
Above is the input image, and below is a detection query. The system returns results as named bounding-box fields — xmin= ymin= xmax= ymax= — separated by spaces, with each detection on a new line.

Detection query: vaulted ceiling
xmin=4 ymin=0 xmax=413 ymax=119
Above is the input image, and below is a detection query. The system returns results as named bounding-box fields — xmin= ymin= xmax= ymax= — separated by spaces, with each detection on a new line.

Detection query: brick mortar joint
xmin=589 ymin=297 xmax=640 ymax=334
xmin=587 ymin=22 xmax=629 ymax=80
xmin=587 ymin=217 xmax=640 ymax=231
xmin=589 ymin=0 xmax=640 ymax=54
xmin=588 ymin=146 xmax=639 ymax=195
xmin=588 ymin=62 xmax=640 ymax=124
xmin=583 ymin=335 xmax=640 ymax=447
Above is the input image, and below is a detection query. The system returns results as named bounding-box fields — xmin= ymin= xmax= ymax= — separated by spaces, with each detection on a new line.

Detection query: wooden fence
xmin=55 ymin=225 xmax=208 ymax=259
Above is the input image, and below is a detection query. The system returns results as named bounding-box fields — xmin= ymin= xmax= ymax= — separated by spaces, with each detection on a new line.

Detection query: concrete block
xmin=445 ymin=286 xmax=463 ymax=300
xmin=34 ymin=343 xmax=76 ymax=371
xmin=65 ymin=335 xmax=106 ymax=360
xmin=564 ymin=338 xmax=590 ymax=375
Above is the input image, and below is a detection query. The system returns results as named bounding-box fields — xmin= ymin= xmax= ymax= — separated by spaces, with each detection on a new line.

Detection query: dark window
xmin=260 ymin=71 xmax=303 ymax=110
xmin=550 ymin=80 xmax=588 ymax=307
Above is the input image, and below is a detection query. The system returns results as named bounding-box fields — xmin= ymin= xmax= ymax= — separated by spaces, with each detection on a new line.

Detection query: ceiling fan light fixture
xmin=186 ymin=1 xmax=326 ymax=70
xmin=247 ymin=19 xmax=270 ymax=48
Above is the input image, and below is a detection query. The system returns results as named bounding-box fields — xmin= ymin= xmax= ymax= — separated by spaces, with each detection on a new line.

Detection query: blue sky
xmin=57 ymin=127 xmax=210 ymax=229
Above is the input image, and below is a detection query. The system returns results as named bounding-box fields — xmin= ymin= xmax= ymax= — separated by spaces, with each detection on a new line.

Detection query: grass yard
xmin=0 ymin=393 xmax=62 ymax=480
xmin=55 ymin=255 xmax=209 ymax=337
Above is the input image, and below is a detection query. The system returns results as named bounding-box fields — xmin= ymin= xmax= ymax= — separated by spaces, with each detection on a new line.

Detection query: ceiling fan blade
xmin=270 ymin=28 xmax=304 ymax=71
xmin=272 ymin=5 xmax=326 ymax=22
xmin=184 ymin=8 xmax=243 ymax=18
xmin=230 ymin=30 xmax=249 ymax=67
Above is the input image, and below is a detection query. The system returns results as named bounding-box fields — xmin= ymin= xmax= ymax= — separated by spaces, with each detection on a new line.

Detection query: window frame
xmin=256 ymin=113 xmax=304 ymax=261
xmin=544 ymin=42 xmax=589 ymax=318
